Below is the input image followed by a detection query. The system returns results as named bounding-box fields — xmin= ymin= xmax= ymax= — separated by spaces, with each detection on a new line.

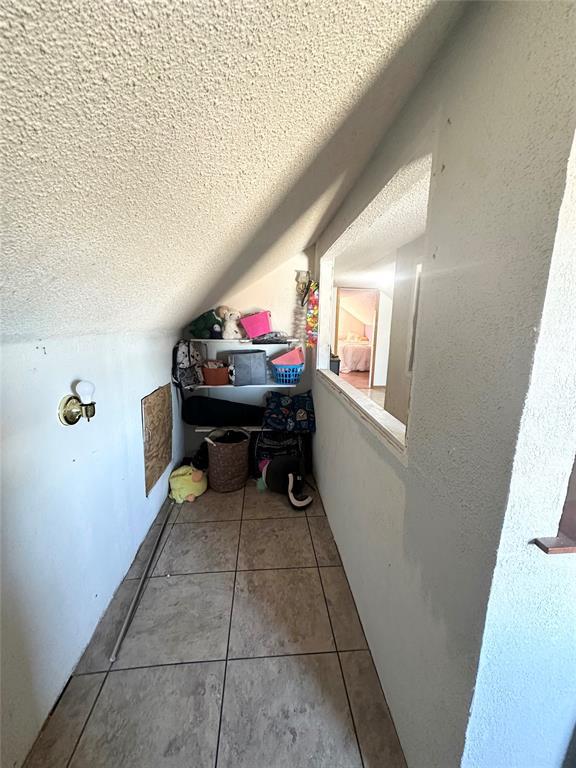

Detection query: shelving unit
xmin=194 ymin=382 xmax=297 ymax=389
xmin=183 ymin=337 xmax=307 ymax=451
xmin=186 ymin=336 xmax=304 ymax=406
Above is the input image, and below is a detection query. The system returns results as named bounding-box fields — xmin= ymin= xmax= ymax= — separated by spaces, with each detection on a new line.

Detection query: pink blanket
xmin=339 ymin=342 xmax=371 ymax=373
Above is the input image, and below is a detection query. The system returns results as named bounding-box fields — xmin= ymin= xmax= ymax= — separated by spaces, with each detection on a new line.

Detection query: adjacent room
xmin=1 ymin=3 xmax=575 ymax=768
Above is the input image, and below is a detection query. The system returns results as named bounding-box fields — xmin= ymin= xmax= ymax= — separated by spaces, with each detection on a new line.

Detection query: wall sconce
xmin=58 ymin=380 xmax=96 ymax=426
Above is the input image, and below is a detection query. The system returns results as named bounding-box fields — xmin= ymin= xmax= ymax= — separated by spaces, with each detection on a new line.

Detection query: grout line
xmin=109 ymin=657 xmax=227 ymax=673
xmin=172 ymin=517 xmax=242 ymax=524
xmin=74 ymin=649 xmax=372 ymax=678
xmin=146 ymin=564 xmax=325 ymax=579
xmin=65 ymin=670 xmax=108 ymax=768
xmin=305 ymin=511 xmax=366 ymax=768
xmin=213 ymin=483 xmax=245 ymax=768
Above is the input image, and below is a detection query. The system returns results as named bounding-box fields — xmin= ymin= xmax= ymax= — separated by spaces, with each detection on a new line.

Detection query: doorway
xmin=334 ymin=288 xmax=385 ymax=407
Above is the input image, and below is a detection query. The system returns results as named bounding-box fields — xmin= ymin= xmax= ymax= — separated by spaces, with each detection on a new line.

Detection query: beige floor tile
xmin=340 ymin=651 xmax=407 ymax=768
xmin=320 ymin=567 xmax=367 ymax=651
xmin=237 ymin=518 xmax=316 ymax=570
xmin=114 ymin=573 xmax=234 ymax=668
xmin=70 ymin=663 xmax=224 ymax=768
xmin=153 ymin=521 xmax=240 ymax=575
xmin=308 ymin=517 xmax=341 ymax=566
xmin=217 ymin=654 xmax=362 ymax=768
xmin=229 ymin=568 xmax=334 ymax=658
xmin=176 ymin=489 xmax=243 ymax=523
xmin=24 ymin=674 xmax=104 ymax=768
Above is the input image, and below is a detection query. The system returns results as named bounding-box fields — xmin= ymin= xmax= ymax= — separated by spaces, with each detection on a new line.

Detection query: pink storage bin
xmin=271 ymin=347 xmax=304 ymax=366
xmin=240 ymin=311 xmax=272 ymax=339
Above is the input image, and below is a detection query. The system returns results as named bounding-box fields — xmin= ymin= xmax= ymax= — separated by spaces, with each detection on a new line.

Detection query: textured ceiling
xmin=0 ymin=0 xmax=462 ymax=340
xmin=334 ymin=154 xmax=432 ymax=288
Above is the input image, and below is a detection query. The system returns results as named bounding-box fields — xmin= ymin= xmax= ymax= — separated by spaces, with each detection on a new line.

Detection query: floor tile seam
xmin=149 ymin=509 xmax=180 ymax=578
xmin=97 ymin=649 xmax=359 ymax=676
xmin=64 ymin=668 xmax=108 ymax=768
xmin=84 ymin=650 xmax=377 ymax=681
xmin=241 ymin=514 xmax=312 ymax=522
xmin=172 ymin=514 xmax=310 ymax=523
xmin=213 ymin=483 xmax=245 ymax=768
xmin=304 ymin=513 xmax=366 ymax=768
xmin=141 ymin=563 xmax=326 ymax=580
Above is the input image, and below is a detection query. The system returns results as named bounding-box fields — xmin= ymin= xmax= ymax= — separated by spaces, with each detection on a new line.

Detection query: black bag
xmin=253 ymin=431 xmax=300 ymax=475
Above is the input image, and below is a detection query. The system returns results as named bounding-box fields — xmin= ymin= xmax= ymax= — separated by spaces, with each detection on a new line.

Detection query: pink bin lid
xmin=271 ymin=347 xmax=304 ymax=366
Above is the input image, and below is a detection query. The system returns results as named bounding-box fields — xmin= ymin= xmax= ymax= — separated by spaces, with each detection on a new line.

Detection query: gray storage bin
xmin=228 ymin=349 xmax=268 ymax=386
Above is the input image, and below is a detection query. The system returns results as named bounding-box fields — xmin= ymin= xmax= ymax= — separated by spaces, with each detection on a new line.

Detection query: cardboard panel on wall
xmin=141 ymin=384 xmax=172 ymax=496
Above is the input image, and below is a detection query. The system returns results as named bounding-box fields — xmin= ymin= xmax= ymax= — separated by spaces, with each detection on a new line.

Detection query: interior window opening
xmin=317 ymin=153 xmax=432 ymax=447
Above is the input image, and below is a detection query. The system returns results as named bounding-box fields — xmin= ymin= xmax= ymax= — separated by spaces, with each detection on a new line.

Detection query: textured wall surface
xmin=463 ymin=130 xmax=576 ymax=768
xmin=0 ymin=0 xmax=462 ymax=340
xmin=1 ymin=333 xmax=184 ymax=768
xmin=314 ymin=3 xmax=575 ymax=767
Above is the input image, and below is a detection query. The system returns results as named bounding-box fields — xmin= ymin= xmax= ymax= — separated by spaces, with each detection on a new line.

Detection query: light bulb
xmin=76 ymin=380 xmax=95 ymax=404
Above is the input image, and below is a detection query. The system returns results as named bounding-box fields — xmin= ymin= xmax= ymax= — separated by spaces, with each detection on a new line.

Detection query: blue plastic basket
xmin=271 ymin=363 xmax=304 ymax=385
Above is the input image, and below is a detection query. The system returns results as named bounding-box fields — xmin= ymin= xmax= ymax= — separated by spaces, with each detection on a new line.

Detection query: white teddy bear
xmin=222 ymin=309 xmax=243 ymax=339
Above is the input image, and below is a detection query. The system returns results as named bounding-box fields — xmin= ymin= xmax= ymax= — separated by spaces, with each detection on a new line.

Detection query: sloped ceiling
xmin=0 ymin=0 xmax=462 ymax=341
xmin=339 ymin=289 xmax=378 ymax=326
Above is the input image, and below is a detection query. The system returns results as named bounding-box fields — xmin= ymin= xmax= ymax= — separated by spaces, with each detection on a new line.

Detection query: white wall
xmin=313 ymin=3 xmax=575 ymax=767
xmin=372 ymin=292 xmax=393 ymax=387
xmin=1 ymin=331 xmax=184 ymax=768
xmin=218 ymin=252 xmax=309 ymax=339
xmin=462 ymin=127 xmax=576 ymax=768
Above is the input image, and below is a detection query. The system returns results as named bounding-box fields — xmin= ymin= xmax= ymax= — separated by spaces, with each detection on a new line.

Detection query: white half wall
xmin=313 ymin=3 xmax=575 ymax=767
xmin=1 ymin=331 xmax=184 ymax=768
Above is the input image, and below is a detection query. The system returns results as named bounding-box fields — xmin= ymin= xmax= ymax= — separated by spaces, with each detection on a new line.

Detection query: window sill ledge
xmin=533 ymin=534 xmax=576 ymax=555
xmin=316 ymin=369 xmax=407 ymax=461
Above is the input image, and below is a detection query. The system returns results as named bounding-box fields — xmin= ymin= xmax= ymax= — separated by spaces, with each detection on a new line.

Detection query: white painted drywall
xmin=1 ymin=332 xmax=184 ymax=768
xmin=385 ymin=237 xmax=425 ymax=424
xmin=313 ymin=3 xmax=576 ymax=767
xmin=462 ymin=127 xmax=576 ymax=768
xmin=372 ymin=292 xmax=393 ymax=387
xmin=218 ymin=253 xmax=309 ymax=339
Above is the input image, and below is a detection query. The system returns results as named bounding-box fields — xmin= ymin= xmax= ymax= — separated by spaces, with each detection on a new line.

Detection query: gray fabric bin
xmin=228 ymin=349 xmax=268 ymax=386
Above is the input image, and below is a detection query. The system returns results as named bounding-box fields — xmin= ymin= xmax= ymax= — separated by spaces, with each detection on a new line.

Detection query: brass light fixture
xmin=58 ymin=380 xmax=96 ymax=426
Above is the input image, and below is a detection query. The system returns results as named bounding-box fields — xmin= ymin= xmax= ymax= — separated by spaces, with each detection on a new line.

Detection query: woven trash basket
xmin=206 ymin=429 xmax=250 ymax=492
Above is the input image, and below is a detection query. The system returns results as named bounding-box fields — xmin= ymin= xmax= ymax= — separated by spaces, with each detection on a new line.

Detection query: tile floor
xmin=24 ymin=482 xmax=406 ymax=768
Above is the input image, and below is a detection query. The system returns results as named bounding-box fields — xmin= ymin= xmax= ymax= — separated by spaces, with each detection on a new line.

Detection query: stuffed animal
xmin=222 ymin=308 xmax=243 ymax=340
xmin=187 ymin=306 xmax=229 ymax=339
xmin=169 ymin=465 xmax=208 ymax=503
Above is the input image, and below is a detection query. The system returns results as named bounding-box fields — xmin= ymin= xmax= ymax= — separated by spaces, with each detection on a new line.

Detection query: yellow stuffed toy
xmin=169 ymin=465 xmax=208 ymax=503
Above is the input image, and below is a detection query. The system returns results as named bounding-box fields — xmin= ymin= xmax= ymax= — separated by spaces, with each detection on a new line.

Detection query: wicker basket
xmin=206 ymin=429 xmax=249 ymax=492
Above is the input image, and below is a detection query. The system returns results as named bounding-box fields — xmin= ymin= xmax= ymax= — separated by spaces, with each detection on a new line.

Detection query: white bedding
xmin=339 ymin=342 xmax=371 ymax=373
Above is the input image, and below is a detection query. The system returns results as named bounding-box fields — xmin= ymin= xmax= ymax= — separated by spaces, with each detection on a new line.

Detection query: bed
xmin=339 ymin=341 xmax=372 ymax=373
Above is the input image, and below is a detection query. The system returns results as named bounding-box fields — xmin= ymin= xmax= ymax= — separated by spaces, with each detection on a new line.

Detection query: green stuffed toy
xmin=187 ymin=306 xmax=228 ymax=339
xmin=169 ymin=465 xmax=208 ymax=503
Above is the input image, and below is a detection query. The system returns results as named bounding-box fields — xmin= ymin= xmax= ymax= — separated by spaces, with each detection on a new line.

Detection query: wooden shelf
xmin=194 ymin=426 xmax=274 ymax=432
xmin=194 ymin=383 xmax=297 ymax=389
xmin=188 ymin=338 xmax=299 ymax=345
xmin=534 ymin=534 xmax=576 ymax=555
